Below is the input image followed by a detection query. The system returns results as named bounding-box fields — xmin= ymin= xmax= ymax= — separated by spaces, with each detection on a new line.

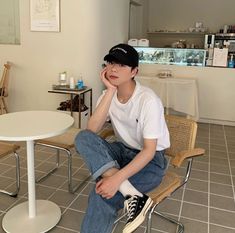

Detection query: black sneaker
xmin=123 ymin=194 xmax=153 ymax=233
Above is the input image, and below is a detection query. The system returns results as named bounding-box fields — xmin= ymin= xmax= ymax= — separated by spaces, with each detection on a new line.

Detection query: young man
xmin=75 ymin=43 xmax=170 ymax=233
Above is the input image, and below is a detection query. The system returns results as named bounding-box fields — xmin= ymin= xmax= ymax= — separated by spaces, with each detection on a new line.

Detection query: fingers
xmin=95 ymin=179 xmax=103 ymax=193
xmin=95 ymin=180 xmax=114 ymax=199
xmin=100 ymin=67 xmax=107 ymax=80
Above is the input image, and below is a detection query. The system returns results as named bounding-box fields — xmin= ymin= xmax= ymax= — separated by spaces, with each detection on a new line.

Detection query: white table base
xmin=2 ymin=200 xmax=61 ymax=233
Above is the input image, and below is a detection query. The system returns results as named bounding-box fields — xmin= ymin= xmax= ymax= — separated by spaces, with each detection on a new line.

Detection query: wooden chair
xmin=35 ymin=127 xmax=90 ymax=193
xmin=0 ymin=142 xmax=20 ymax=197
xmin=100 ymin=115 xmax=205 ymax=233
xmin=0 ymin=62 xmax=11 ymax=115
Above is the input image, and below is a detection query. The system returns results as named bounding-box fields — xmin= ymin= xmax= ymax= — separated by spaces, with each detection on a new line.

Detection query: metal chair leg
xmin=0 ymin=151 xmax=20 ymax=197
xmin=154 ymin=211 xmax=184 ymax=233
xmin=36 ymin=148 xmax=60 ymax=183
xmin=114 ymin=212 xmax=127 ymax=225
xmin=146 ymin=205 xmax=156 ymax=233
xmin=35 ymin=143 xmax=91 ymax=193
xmin=67 ymin=148 xmax=91 ymax=194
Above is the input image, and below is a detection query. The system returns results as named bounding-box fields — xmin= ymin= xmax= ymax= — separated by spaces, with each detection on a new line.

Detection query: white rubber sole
xmin=123 ymin=197 xmax=153 ymax=233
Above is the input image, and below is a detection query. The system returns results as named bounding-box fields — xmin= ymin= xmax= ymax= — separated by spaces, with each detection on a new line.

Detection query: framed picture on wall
xmin=30 ymin=0 xmax=60 ymax=32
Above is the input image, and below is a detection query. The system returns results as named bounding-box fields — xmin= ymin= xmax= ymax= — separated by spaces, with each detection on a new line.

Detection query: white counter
xmin=139 ymin=64 xmax=235 ymax=125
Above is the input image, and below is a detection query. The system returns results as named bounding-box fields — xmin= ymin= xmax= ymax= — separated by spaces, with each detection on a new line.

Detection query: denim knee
xmin=75 ymin=129 xmax=95 ymax=151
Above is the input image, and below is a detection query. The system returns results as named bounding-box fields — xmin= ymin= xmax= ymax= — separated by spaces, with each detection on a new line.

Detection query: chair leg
xmin=35 ymin=143 xmax=91 ymax=193
xmin=154 ymin=211 xmax=184 ymax=233
xmin=0 ymin=151 xmax=20 ymax=197
xmin=36 ymin=148 xmax=60 ymax=183
xmin=67 ymin=148 xmax=91 ymax=194
xmin=114 ymin=212 xmax=127 ymax=225
xmin=0 ymin=98 xmax=4 ymax=115
xmin=146 ymin=205 xmax=156 ymax=233
xmin=0 ymin=97 xmax=7 ymax=114
xmin=2 ymin=97 xmax=8 ymax=113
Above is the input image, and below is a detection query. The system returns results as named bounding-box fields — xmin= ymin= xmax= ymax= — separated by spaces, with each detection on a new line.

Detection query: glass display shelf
xmin=134 ymin=47 xmax=206 ymax=67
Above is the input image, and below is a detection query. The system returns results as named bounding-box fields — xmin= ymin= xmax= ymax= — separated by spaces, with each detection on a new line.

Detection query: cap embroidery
xmin=112 ymin=47 xmax=127 ymax=53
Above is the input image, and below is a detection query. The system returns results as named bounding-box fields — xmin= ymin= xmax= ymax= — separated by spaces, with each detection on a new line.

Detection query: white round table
xmin=0 ymin=111 xmax=74 ymax=233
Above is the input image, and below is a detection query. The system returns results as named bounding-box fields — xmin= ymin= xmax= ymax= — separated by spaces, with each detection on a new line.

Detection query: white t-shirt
xmin=97 ymin=81 xmax=170 ymax=151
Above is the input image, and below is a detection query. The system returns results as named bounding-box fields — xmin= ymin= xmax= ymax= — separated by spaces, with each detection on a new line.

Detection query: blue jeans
xmin=75 ymin=129 xmax=167 ymax=233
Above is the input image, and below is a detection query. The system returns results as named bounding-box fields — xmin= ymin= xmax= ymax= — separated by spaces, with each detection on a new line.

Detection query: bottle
xmin=69 ymin=77 xmax=75 ymax=89
xmin=228 ymin=54 xmax=234 ymax=68
xmin=77 ymin=76 xmax=84 ymax=90
xmin=59 ymin=71 xmax=67 ymax=86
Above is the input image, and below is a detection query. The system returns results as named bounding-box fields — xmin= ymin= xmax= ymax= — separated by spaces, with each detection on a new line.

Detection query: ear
xmin=131 ymin=67 xmax=138 ymax=77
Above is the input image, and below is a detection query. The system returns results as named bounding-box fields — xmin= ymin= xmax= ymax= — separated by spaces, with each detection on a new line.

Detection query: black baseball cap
xmin=104 ymin=43 xmax=139 ymax=68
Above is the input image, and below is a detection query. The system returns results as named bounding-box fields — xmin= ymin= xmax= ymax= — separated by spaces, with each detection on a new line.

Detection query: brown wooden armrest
xmin=99 ymin=128 xmax=115 ymax=139
xmin=171 ymin=148 xmax=205 ymax=167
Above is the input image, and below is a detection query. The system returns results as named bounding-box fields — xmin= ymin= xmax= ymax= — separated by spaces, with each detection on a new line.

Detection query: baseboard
xmin=198 ymin=118 xmax=235 ymax=126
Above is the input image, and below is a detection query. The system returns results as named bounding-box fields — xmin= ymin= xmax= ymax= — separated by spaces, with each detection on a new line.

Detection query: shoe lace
xmin=124 ymin=196 xmax=138 ymax=221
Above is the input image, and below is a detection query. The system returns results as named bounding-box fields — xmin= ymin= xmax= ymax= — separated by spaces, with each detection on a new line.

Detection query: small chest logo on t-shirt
xmin=136 ymin=119 xmax=138 ymax=123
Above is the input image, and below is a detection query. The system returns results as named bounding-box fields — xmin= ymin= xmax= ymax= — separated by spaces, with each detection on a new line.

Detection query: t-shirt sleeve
xmin=142 ymin=98 xmax=165 ymax=139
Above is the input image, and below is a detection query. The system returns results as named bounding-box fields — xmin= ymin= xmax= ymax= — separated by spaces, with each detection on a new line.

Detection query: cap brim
xmin=104 ymin=53 xmax=133 ymax=67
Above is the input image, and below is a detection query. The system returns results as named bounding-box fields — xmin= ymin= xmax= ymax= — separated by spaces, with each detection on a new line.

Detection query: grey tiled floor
xmin=0 ymin=123 xmax=235 ymax=233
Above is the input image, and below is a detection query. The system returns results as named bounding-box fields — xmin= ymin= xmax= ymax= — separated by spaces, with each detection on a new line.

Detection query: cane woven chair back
xmin=165 ymin=114 xmax=197 ymax=167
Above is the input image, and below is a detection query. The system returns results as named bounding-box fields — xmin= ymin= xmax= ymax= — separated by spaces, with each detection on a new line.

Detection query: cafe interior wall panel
xmin=148 ymin=0 xmax=235 ymax=33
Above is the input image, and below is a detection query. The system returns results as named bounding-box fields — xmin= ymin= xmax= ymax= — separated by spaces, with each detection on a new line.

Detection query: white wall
xmin=148 ymin=0 xmax=235 ymax=33
xmin=0 ymin=0 xmax=129 ymax=112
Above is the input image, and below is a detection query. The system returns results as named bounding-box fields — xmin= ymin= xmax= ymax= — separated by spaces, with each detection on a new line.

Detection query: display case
xmin=134 ymin=47 xmax=206 ymax=66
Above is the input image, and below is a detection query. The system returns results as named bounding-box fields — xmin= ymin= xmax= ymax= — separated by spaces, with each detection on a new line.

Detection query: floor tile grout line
xmin=157 ymin=210 xmax=209 ymax=224
xmin=210 ymin=222 xmax=235 ymax=230
xmin=223 ymin=124 xmax=235 ymax=201
xmin=55 ymin=226 xmax=78 ymax=233
xmin=168 ymin=196 xmax=235 ymax=213
xmin=184 ymin=186 xmax=235 ymax=199
xmin=209 ymin=205 xmax=235 ymax=214
xmin=182 ymin=215 xmax=235 ymax=230
xmin=56 ymin=225 xmax=80 ymax=232
xmin=207 ymin=123 xmax=211 ymax=233
xmin=61 ymin=179 xmax=91 ymax=215
xmin=193 ymin=168 xmax=232 ymax=177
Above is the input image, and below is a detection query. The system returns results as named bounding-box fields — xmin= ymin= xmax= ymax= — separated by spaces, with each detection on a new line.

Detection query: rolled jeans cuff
xmin=92 ymin=160 xmax=120 ymax=180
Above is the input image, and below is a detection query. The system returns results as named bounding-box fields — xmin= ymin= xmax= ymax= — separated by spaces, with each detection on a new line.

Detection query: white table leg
xmin=27 ymin=140 xmax=36 ymax=218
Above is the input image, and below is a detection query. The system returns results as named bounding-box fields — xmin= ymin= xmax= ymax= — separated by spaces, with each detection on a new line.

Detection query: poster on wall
xmin=30 ymin=0 xmax=60 ymax=32
xmin=0 ymin=0 xmax=20 ymax=44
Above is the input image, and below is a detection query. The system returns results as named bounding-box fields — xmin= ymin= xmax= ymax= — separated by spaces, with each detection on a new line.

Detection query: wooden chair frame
xmin=0 ymin=62 xmax=11 ymax=114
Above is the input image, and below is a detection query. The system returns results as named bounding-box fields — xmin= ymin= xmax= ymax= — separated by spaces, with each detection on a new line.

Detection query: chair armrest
xmin=99 ymin=128 xmax=115 ymax=139
xmin=171 ymin=148 xmax=205 ymax=167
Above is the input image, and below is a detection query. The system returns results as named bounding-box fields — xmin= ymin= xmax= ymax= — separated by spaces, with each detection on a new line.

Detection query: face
xmin=104 ymin=61 xmax=138 ymax=86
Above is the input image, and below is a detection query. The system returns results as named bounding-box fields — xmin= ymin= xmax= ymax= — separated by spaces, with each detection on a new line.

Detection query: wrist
xmin=106 ymin=88 xmax=116 ymax=95
xmin=113 ymin=170 xmax=127 ymax=184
